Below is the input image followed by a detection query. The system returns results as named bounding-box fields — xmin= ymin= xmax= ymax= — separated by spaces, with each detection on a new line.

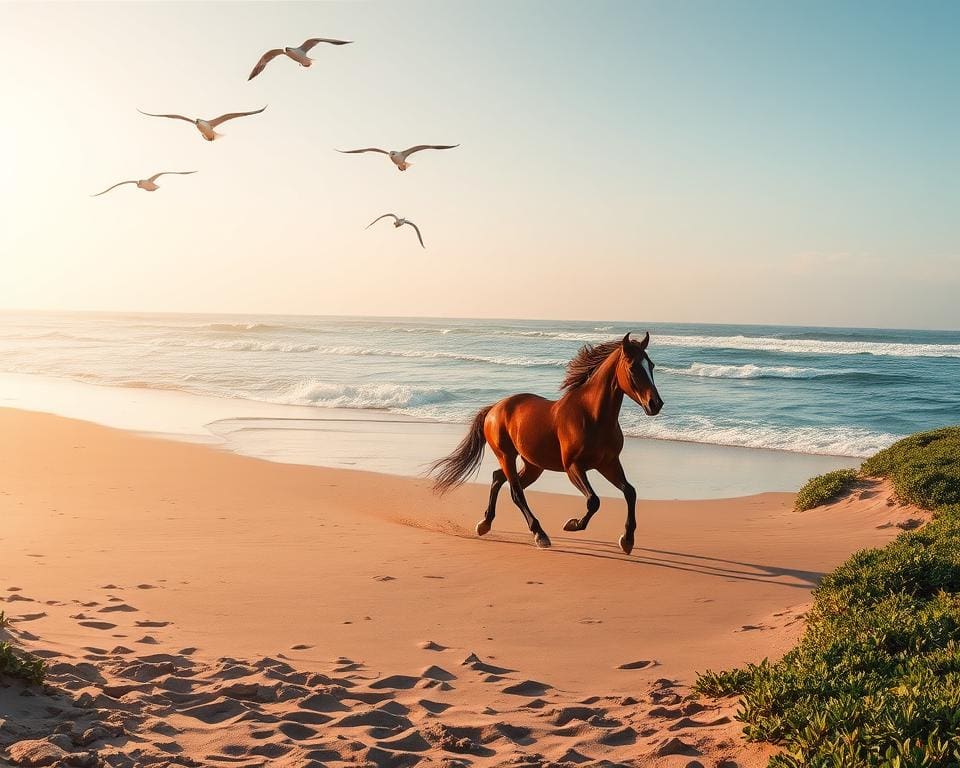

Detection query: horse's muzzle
xmin=645 ymin=396 xmax=664 ymax=416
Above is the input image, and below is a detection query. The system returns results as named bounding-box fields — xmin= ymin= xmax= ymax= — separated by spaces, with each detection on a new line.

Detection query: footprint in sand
xmin=100 ymin=584 xmax=120 ymax=589
xmin=617 ymin=659 xmax=658 ymax=670
xmin=135 ymin=620 xmax=171 ymax=628
xmin=369 ymin=674 xmax=421 ymax=690
xmin=502 ymin=680 xmax=552 ymax=697
xmin=290 ymin=644 xmax=313 ymax=651
xmin=278 ymin=721 xmax=317 ymax=741
xmin=6 ymin=587 xmax=22 ymax=592
xmin=421 ymin=665 xmax=456 ymax=682
xmin=79 ymin=620 xmax=117 ymax=630
xmin=136 ymin=635 xmax=159 ymax=644
xmin=423 ymin=575 xmax=445 ymax=580
xmin=373 ymin=575 xmax=396 ymax=582
xmin=579 ymin=618 xmax=603 ymax=625
xmin=99 ymin=604 xmax=138 ymax=613
xmin=652 ymin=736 xmax=699 ymax=757
xmin=668 ymin=715 xmax=732 ymax=731
xmin=137 ymin=584 xmax=159 ymax=590
xmin=13 ymin=612 xmax=47 ymax=623
xmin=419 ymin=640 xmax=447 ymax=651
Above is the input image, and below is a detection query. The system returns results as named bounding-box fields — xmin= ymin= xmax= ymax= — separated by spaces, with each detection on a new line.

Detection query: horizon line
xmin=1 ymin=305 xmax=958 ymax=335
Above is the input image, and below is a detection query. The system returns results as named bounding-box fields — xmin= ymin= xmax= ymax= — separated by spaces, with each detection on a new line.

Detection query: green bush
xmin=862 ymin=427 xmax=960 ymax=509
xmin=697 ymin=428 xmax=960 ymax=767
xmin=794 ymin=469 xmax=859 ymax=511
xmin=694 ymin=664 xmax=762 ymax=697
xmin=0 ymin=641 xmax=45 ymax=685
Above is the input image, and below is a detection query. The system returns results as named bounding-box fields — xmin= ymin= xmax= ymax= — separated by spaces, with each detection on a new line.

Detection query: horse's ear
xmin=621 ymin=332 xmax=631 ymax=348
xmin=638 ymin=331 xmax=650 ymax=350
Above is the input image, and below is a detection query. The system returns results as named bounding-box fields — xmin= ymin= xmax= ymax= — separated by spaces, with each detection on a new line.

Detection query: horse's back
xmin=485 ymin=394 xmax=563 ymax=470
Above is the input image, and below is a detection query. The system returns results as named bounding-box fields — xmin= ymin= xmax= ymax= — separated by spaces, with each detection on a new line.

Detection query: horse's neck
xmin=577 ymin=353 xmax=624 ymax=424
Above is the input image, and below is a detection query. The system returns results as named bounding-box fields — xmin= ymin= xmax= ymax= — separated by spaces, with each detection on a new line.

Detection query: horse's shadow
xmin=484 ymin=532 xmax=823 ymax=588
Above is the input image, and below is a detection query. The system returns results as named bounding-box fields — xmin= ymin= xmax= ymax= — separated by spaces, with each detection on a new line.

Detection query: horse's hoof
xmin=534 ymin=532 xmax=552 ymax=549
xmin=562 ymin=518 xmax=581 ymax=532
xmin=476 ymin=520 xmax=491 ymax=537
xmin=618 ymin=535 xmax=634 ymax=555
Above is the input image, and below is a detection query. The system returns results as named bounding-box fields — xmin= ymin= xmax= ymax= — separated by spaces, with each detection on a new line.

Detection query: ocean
xmin=2 ymin=311 xmax=958 ymax=459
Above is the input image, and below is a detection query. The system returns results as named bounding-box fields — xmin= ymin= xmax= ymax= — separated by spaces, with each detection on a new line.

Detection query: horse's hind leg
xmin=494 ymin=452 xmax=551 ymax=549
xmin=598 ymin=459 xmax=637 ymax=555
xmin=562 ymin=463 xmax=601 ymax=532
xmin=477 ymin=463 xmax=543 ymax=536
xmin=477 ymin=469 xmax=505 ymax=536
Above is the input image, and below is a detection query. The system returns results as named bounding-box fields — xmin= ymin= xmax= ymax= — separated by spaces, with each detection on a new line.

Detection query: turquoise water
xmin=2 ymin=312 xmax=958 ymax=457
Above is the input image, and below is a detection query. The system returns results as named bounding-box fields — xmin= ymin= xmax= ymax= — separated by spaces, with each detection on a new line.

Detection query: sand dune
xmin=0 ymin=409 xmax=926 ymax=766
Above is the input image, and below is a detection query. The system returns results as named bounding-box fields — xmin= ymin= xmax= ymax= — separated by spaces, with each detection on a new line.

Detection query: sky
xmin=1 ymin=0 xmax=958 ymax=329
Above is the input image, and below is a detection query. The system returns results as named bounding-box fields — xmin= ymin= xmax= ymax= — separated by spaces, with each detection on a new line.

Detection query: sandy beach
xmin=1 ymin=408 xmax=926 ymax=767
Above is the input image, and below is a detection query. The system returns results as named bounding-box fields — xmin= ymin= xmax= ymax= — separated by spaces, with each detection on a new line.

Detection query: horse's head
xmin=616 ymin=332 xmax=664 ymax=416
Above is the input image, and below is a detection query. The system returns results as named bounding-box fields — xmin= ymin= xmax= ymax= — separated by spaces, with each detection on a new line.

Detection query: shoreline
xmin=0 ymin=372 xmax=859 ymax=500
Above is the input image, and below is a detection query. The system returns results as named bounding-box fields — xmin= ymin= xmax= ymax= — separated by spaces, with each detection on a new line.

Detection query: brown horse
xmin=429 ymin=332 xmax=663 ymax=553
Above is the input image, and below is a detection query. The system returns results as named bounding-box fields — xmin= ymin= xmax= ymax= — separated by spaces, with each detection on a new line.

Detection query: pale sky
xmin=1 ymin=1 xmax=958 ymax=328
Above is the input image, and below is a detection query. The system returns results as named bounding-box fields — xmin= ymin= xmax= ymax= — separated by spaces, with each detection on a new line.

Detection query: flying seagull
xmin=92 ymin=171 xmax=197 ymax=197
xmin=366 ymin=214 xmax=425 ymax=248
xmin=337 ymin=144 xmax=459 ymax=172
xmin=248 ymin=38 xmax=352 ymax=80
xmin=137 ymin=107 xmax=267 ymax=141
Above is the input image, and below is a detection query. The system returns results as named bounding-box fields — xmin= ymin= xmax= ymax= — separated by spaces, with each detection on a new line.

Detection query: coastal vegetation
xmin=697 ymin=426 xmax=960 ymax=767
xmin=0 ymin=641 xmax=46 ymax=686
xmin=793 ymin=468 xmax=858 ymax=511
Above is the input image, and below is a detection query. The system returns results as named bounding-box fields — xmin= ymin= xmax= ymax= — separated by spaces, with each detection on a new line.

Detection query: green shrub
xmin=862 ymin=427 xmax=960 ymax=509
xmin=694 ymin=664 xmax=762 ymax=697
xmin=0 ymin=641 xmax=45 ymax=685
xmin=794 ymin=469 xmax=859 ymax=511
xmin=697 ymin=428 xmax=960 ymax=767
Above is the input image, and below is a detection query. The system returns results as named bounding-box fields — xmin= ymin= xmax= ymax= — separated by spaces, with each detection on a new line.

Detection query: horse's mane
xmin=560 ymin=339 xmax=622 ymax=391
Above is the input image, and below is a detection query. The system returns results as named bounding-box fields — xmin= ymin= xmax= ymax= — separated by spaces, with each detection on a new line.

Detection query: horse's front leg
xmin=598 ymin=459 xmax=637 ymax=555
xmin=562 ymin=463 xmax=601 ymax=532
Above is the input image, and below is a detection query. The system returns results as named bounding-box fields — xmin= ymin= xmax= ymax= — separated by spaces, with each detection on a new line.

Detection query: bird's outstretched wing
xmin=209 ymin=106 xmax=267 ymax=127
xmin=137 ymin=110 xmax=194 ymax=122
xmin=404 ymin=220 xmax=426 ymax=249
xmin=301 ymin=38 xmax=353 ymax=52
xmin=366 ymin=213 xmax=399 ymax=229
xmin=400 ymin=144 xmax=459 ymax=160
xmin=248 ymin=49 xmax=284 ymax=80
xmin=91 ymin=180 xmax=136 ymax=197
xmin=337 ymin=147 xmax=389 ymax=155
xmin=147 ymin=171 xmax=197 ymax=183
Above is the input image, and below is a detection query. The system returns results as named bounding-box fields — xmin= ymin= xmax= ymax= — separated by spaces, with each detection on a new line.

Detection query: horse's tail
xmin=429 ymin=406 xmax=492 ymax=495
